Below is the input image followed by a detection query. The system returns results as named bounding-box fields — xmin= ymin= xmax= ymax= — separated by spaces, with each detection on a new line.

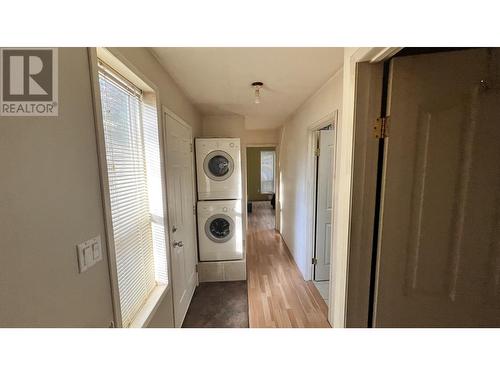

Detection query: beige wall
xmin=0 ymin=47 xmax=202 ymax=327
xmin=113 ymin=48 xmax=203 ymax=136
xmin=202 ymin=114 xmax=280 ymax=144
xmin=278 ymin=69 xmax=343 ymax=278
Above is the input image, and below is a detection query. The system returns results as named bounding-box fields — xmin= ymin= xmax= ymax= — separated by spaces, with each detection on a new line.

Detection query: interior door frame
xmin=305 ymin=111 xmax=338 ymax=285
xmin=345 ymin=61 xmax=385 ymax=327
xmin=331 ymin=47 xmax=401 ymax=327
xmin=244 ymin=143 xmax=280 ymax=235
xmin=162 ymin=105 xmax=199 ymax=327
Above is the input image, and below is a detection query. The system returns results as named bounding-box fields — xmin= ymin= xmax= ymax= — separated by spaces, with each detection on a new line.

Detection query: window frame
xmin=88 ymin=48 xmax=171 ymax=328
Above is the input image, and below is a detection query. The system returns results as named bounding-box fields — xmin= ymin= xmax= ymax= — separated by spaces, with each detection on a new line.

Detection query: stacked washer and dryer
xmin=195 ymin=138 xmax=246 ymax=282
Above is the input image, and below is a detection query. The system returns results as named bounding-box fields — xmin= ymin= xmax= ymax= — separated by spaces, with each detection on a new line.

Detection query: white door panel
xmin=314 ymin=129 xmax=335 ymax=281
xmin=374 ymin=48 xmax=500 ymax=327
xmin=164 ymin=111 xmax=197 ymax=327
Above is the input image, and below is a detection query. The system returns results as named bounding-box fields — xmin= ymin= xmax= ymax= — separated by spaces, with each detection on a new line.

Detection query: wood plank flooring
xmin=247 ymin=201 xmax=330 ymax=328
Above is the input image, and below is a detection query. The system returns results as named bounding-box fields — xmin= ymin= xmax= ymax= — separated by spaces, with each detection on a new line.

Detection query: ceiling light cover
xmin=252 ymin=81 xmax=263 ymax=104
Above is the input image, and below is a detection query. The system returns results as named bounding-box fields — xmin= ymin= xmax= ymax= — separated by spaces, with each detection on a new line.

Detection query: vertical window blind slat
xmin=98 ymin=65 xmax=167 ymax=327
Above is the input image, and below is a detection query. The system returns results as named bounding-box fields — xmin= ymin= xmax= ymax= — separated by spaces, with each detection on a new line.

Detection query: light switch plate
xmin=92 ymin=240 xmax=102 ymax=262
xmin=77 ymin=235 xmax=102 ymax=273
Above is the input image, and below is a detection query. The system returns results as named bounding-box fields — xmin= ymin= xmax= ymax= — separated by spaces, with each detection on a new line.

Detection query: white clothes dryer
xmin=195 ymin=138 xmax=242 ymax=200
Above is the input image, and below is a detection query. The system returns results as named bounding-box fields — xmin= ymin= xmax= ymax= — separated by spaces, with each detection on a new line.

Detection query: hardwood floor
xmin=247 ymin=201 xmax=330 ymax=328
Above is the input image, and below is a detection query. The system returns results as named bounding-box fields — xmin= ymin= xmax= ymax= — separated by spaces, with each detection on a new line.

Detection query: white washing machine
xmin=197 ymin=200 xmax=243 ymax=261
xmin=195 ymin=138 xmax=242 ymax=200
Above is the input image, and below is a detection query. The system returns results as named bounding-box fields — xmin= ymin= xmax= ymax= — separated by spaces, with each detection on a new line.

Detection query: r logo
xmin=3 ymin=49 xmax=53 ymax=101
xmin=1 ymin=48 xmax=58 ymax=116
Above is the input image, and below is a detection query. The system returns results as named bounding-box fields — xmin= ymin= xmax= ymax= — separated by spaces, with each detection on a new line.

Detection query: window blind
xmin=98 ymin=64 xmax=167 ymax=327
xmin=260 ymin=150 xmax=275 ymax=194
xmin=142 ymin=98 xmax=168 ymax=285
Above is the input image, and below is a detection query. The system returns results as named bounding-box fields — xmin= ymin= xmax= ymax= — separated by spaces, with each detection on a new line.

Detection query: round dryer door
xmin=205 ymin=214 xmax=234 ymax=243
xmin=203 ymin=150 xmax=234 ymax=181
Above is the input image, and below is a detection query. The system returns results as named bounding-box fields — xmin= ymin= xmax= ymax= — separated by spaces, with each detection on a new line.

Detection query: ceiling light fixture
xmin=252 ymin=81 xmax=263 ymax=104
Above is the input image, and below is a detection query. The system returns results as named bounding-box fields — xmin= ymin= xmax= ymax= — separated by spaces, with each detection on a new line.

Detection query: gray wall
xmin=0 ymin=48 xmax=113 ymax=327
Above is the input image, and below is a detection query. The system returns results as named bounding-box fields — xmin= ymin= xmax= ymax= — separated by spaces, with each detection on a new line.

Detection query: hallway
xmin=247 ymin=202 xmax=330 ymax=328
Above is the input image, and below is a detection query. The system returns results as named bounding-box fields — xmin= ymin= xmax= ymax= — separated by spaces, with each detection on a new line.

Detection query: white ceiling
xmin=151 ymin=48 xmax=344 ymax=129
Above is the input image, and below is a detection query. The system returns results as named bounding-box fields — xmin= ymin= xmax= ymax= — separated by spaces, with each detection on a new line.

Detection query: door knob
xmin=173 ymin=240 xmax=184 ymax=248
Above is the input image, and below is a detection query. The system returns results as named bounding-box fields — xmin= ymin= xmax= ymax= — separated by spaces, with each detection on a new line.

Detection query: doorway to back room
xmin=246 ymin=146 xmax=276 ymax=223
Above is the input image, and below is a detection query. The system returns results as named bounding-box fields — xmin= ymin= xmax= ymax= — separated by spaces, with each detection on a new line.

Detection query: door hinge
xmin=314 ymin=148 xmax=320 ymax=156
xmin=193 ymin=205 xmax=196 ymax=215
xmin=312 ymin=257 xmax=317 ymax=265
xmin=190 ymin=143 xmax=193 ymax=152
xmin=195 ymin=264 xmax=198 ymax=272
xmin=374 ymin=116 xmax=390 ymax=139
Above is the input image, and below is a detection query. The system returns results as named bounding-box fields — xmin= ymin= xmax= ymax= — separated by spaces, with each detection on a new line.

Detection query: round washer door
xmin=203 ymin=150 xmax=234 ymax=181
xmin=205 ymin=214 xmax=234 ymax=243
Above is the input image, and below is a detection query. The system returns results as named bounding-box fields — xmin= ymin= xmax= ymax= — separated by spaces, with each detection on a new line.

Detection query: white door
xmin=374 ymin=48 xmax=500 ymax=327
xmin=314 ymin=129 xmax=335 ymax=281
xmin=163 ymin=110 xmax=198 ymax=327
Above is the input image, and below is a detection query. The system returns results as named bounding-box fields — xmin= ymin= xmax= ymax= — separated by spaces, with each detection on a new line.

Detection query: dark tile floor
xmin=182 ymin=281 xmax=249 ymax=328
